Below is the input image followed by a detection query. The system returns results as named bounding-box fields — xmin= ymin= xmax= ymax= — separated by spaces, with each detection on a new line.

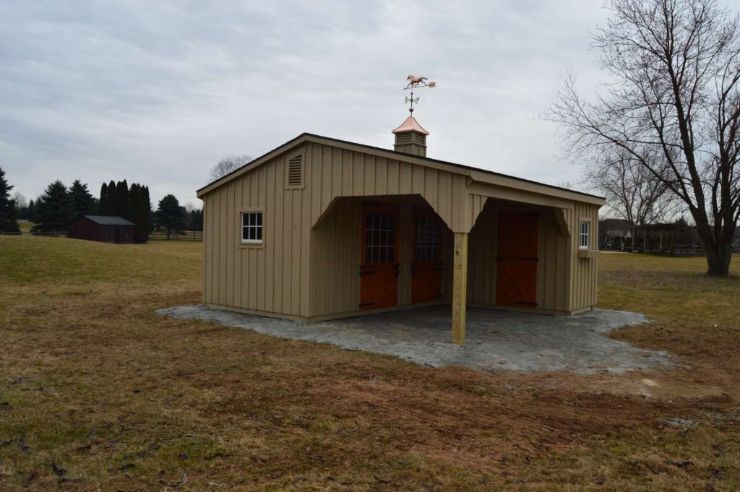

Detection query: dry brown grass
xmin=0 ymin=237 xmax=737 ymax=490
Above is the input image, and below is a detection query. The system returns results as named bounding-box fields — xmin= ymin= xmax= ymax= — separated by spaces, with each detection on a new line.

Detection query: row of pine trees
xmin=98 ymin=180 xmax=151 ymax=243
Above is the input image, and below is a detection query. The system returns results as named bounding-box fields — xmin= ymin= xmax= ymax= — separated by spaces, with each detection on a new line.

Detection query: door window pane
xmin=365 ymin=212 xmax=395 ymax=263
xmin=416 ymin=218 xmax=439 ymax=262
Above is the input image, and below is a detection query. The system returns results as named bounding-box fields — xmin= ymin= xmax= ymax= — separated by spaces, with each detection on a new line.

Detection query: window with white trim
xmin=579 ymin=220 xmax=590 ymax=249
xmin=241 ymin=212 xmax=263 ymax=243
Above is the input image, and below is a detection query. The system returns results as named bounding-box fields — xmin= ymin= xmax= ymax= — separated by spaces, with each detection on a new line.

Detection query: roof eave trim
xmin=468 ymin=170 xmax=606 ymax=206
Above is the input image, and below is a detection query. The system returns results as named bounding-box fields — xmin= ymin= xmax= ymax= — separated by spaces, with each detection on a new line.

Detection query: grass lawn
xmin=0 ymin=237 xmax=738 ymax=490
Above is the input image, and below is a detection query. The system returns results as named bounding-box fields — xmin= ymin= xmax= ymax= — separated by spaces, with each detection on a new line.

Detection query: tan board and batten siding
xmin=201 ymin=134 xmax=603 ymax=320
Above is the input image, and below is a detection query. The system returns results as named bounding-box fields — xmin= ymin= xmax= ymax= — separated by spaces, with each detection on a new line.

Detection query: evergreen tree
xmin=29 ymin=199 xmax=39 ymax=223
xmin=115 ymin=180 xmax=129 ymax=218
xmin=128 ymin=183 xmax=148 ymax=243
xmin=69 ymin=180 xmax=96 ymax=219
xmin=32 ymin=180 xmax=72 ymax=232
xmin=18 ymin=198 xmax=35 ymax=221
xmin=142 ymin=185 xmax=151 ymax=234
xmin=99 ymin=182 xmax=109 ymax=214
xmin=186 ymin=208 xmax=203 ymax=231
xmin=0 ymin=167 xmax=20 ymax=233
xmin=105 ymin=180 xmax=116 ymax=216
xmin=128 ymin=183 xmax=139 ymax=222
xmin=156 ymin=194 xmax=185 ymax=239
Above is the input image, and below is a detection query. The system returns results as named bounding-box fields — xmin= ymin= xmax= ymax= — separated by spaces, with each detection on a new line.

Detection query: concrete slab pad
xmin=157 ymin=305 xmax=672 ymax=374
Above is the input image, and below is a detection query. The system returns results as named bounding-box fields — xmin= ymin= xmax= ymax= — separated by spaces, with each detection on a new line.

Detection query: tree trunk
xmin=705 ymin=241 xmax=732 ymax=276
xmin=695 ymin=220 xmax=734 ymax=276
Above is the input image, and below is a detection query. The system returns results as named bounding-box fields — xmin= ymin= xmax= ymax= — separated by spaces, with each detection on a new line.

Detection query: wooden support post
xmin=451 ymin=232 xmax=468 ymax=345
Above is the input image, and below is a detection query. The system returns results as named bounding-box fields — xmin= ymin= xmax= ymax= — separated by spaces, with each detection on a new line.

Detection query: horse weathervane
xmin=403 ymin=74 xmax=436 ymax=115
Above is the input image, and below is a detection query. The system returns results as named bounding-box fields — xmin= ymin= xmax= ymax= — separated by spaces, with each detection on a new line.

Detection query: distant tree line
xmin=19 ymin=178 xmax=152 ymax=243
xmin=30 ymin=180 xmax=97 ymax=232
xmin=154 ymin=195 xmax=203 ymax=238
xmin=186 ymin=207 xmax=202 ymax=231
xmin=2 ymin=167 xmax=204 ymax=240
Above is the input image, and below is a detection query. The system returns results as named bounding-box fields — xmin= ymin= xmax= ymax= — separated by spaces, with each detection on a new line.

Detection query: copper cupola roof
xmin=392 ymin=115 xmax=429 ymax=135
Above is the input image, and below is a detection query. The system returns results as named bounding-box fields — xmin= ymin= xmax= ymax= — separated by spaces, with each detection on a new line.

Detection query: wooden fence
xmin=148 ymin=231 xmax=203 ymax=241
xmin=1 ymin=230 xmax=204 ymax=241
xmin=0 ymin=231 xmax=67 ymax=237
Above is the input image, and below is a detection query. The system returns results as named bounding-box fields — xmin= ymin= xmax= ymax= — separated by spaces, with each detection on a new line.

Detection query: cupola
xmin=392 ymin=115 xmax=429 ymax=157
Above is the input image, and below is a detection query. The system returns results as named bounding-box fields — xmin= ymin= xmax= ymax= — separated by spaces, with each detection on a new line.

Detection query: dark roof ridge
xmin=82 ymin=215 xmax=135 ymax=226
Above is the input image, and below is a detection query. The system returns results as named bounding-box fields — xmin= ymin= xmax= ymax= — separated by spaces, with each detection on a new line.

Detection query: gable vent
xmin=286 ymin=154 xmax=304 ymax=188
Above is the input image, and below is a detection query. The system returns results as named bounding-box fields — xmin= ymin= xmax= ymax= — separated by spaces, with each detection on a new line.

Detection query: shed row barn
xmin=197 ymin=115 xmax=604 ymax=344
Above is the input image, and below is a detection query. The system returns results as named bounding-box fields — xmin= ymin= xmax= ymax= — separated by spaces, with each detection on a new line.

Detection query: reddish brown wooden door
xmin=411 ymin=209 xmax=443 ymax=304
xmin=360 ymin=203 xmax=399 ymax=309
xmin=496 ymin=212 xmax=538 ymax=307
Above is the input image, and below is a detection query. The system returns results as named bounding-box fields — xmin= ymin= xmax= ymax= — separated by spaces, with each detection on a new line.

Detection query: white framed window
xmin=241 ymin=211 xmax=263 ymax=244
xmin=579 ymin=220 xmax=590 ymax=249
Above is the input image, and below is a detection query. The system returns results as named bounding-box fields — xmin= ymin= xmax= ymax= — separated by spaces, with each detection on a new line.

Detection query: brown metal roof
xmin=197 ymin=132 xmax=605 ymax=203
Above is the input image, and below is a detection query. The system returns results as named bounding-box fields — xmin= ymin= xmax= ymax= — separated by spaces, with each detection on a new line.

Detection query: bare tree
xmin=13 ymin=192 xmax=28 ymax=210
xmin=586 ymin=150 xmax=678 ymax=226
xmin=210 ymin=155 xmax=252 ymax=181
xmin=550 ymin=0 xmax=740 ymax=275
xmin=588 ymin=149 xmax=681 ymax=250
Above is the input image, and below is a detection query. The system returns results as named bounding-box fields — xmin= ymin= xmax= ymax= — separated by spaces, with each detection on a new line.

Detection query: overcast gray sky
xmin=0 ymin=0 xmax=706 ymax=207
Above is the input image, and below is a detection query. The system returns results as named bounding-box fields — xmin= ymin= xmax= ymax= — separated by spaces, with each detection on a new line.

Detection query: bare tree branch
xmin=210 ymin=155 xmax=253 ymax=182
xmin=547 ymin=0 xmax=740 ymax=275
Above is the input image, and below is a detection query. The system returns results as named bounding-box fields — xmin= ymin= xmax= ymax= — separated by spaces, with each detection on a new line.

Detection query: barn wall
xmin=569 ymin=202 xmax=600 ymax=312
xmin=465 ymin=199 xmax=570 ymax=311
xmin=202 ymin=140 xmax=473 ymax=319
xmin=69 ymin=219 xmax=96 ymax=241
xmin=465 ymin=202 xmax=498 ymax=305
xmin=306 ymin=143 xmax=484 ymax=233
xmin=202 ymin=138 xmax=601 ymax=318
xmin=203 ymin=145 xmax=312 ymax=317
xmin=301 ymin=140 xmax=487 ymax=318
xmin=309 ymin=198 xmax=361 ymax=316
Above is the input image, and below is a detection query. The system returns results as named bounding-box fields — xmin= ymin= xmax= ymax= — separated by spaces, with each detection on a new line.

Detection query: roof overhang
xmin=197 ymin=133 xmax=605 ymax=207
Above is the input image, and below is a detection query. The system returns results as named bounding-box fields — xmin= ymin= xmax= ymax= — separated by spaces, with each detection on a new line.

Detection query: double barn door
xmin=357 ymin=205 xmax=538 ymax=309
xmin=359 ymin=203 xmax=443 ymax=310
